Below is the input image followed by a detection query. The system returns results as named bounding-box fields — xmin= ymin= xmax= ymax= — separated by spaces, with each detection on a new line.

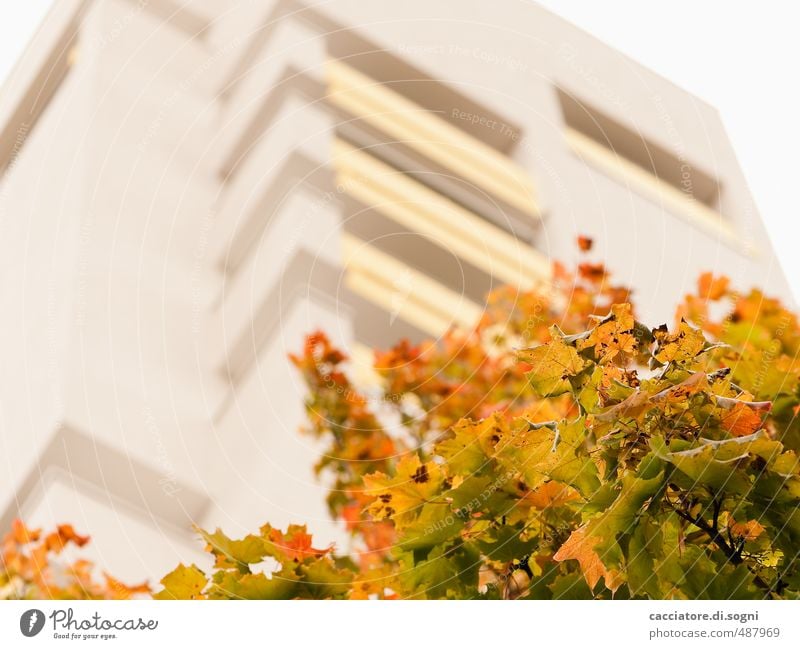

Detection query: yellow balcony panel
xmin=565 ymin=127 xmax=757 ymax=257
xmin=333 ymin=139 xmax=551 ymax=289
xmin=341 ymin=233 xmax=482 ymax=337
xmin=326 ymin=59 xmax=539 ymax=220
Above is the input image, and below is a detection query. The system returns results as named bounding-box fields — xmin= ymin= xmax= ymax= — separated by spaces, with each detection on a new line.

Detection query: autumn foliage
xmin=0 ymin=519 xmax=149 ymax=599
xmin=151 ymin=244 xmax=800 ymax=600
xmin=6 ymin=244 xmax=800 ymax=600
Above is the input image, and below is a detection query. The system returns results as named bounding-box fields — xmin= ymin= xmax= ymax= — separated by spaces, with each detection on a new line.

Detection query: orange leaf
xmin=42 ymin=524 xmax=91 ymax=554
xmin=10 ymin=519 xmax=40 ymax=545
xmin=720 ymin=402 xmax=765 ymax=437
xmin=578 ymin=262 xmax=607 ymax=283
xmin=730 ymin=519 xmax=765 ymax=541
xmin=104 ymin=573 xmax=151 ymax=599
xmin=267 ymin=525 xmax=332 ymax=562
xmin=580 ymin=303 xmax=638 ymax=363
xmin=553 ymin=526 xmax=622 ymax=592
xmin=698 ymin=272 xmax=730 ymax=300
xmin=527 ymin=481 xmax=579 ymax=509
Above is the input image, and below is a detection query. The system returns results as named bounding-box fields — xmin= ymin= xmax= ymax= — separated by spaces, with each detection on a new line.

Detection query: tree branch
xmin=712 ymin=495 xmax=722 ymax=533
xmin=667 ymin=499 xmax=741 ymax=564
xmin=667 ymin=498 xmax=773 ymax=595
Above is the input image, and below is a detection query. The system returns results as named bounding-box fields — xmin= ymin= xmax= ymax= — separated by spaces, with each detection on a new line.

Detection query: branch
xmin=712 ymin=495 xmax=722 ymax=533
xmin=667 ymin=499 xmax=741 ymax=564
xmin=667 ymin=498 xmax=773 ymax=595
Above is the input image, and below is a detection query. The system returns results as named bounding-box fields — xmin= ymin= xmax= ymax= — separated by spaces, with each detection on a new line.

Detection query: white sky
xmin=1 ymin=1 xmax=798 ymax=298
xmin=0 ymin=0 xmax=54 ymax=86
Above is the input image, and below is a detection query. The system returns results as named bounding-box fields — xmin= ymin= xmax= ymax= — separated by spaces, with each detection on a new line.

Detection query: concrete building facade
xmin=0 ymin=0 xmax=791 ymax=582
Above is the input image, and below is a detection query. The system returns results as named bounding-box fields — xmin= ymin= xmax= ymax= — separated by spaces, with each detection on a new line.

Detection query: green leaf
xmin=651 ymin=436 xmax=751 ymax=494
xmin=397 ymin=503 xmax=465 ymax=551
xmin=209 ymin=568 xmax=299 ymax=600
xmin=198 ymin=527 xmax=266 ymax=571
xmin=627 ymin=521 xmax=662 ymax=598
xmin=500 ymin=417 xmax=599 ymax=498
xmin=678 ymin=549 xmax=761 ymax=599
xmin=587 ymin=458 xmax=665 ymax=570
xmin=547 ymin=572 xmax=594 ymax=599
xmin=299 ymin=560 xmax=352 ymax=599
xmin=475 ymin=524 xmax=538 ymax=563
xmin=400 ymin=543 xmax=480 ymax=599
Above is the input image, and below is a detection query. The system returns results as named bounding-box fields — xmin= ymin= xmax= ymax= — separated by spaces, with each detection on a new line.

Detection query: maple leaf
xmin=42 ymin=525 xmax=90 ymax=554
xmin=553 ymin=526 xmax=623 ymax=592
xmin=363 ymin=455 xmax=445 ymax=525
xmin=300 ymin=560 xmax=353 ymax=599
xmin=518 ymin=333 xmax=588 ymax=397
xmin=154 ymin=564 xmax=208 ymax=600
xmin=577 ymin=235 xmax=593 ymax=252
xmin=719 ymin=401 xmax=767 ymax=437
xmin=730 ymin=519 xmax=765 ymax=542
xmin=526 ymin=481 xmax=579 ymax=509
xmin=698 ymin=272 xmax=730 ymax=300
xmin=263 ymin=524 xmax=332 ymax=563
xmin=578 ymin=303 xmax=638 ymax=363
xmin=651 ymin=436 xmax=752 ymax=495
xmin=400 ymin=543 xmax=480 ymax=599
xmin=10 ymin=519 xmax=40 ymax=544
xmin=503 ymin=417 xmax=599 ymax=497
xmin=726 ymin=350 xmax=800 ymax=400
xmin=198 ymin=527 xmax=267 ymax=570
xmin=435 ymin=414 xmax=508 ymax=473
xmin=653 ymin=319 xmax=707 ymax=364
xmin=210 ymin=571 xmax=297 ymax=600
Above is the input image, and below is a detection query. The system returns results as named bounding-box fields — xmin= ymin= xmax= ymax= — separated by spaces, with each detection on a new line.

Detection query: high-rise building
xmin=0 ymin=0 xmax=791 ymax=583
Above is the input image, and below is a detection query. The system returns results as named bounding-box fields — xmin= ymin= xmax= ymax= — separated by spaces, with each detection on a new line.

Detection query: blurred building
xmin=0 ymin=0 xmax=791 ymax=582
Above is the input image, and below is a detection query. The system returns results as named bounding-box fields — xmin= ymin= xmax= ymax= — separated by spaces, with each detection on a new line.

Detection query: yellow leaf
xmin=519 ymin=335 xmax=588 ymax=397
xmin=654 ymin=319 xmax=706 ymax=364
xmin=363 ymin=456 xmax=444 ymax=525
xmin=154 ymin=564 xmax=207 ymax=600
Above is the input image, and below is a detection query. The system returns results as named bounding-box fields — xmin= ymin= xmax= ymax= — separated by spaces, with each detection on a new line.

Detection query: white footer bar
xmin=0 ymin=600 xmax=797 ymax=647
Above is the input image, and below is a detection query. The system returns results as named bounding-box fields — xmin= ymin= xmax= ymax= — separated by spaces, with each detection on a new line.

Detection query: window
xmin=333 ymin=138 xmax=550 ymax=290
xmin=328 ymin=61 xmax=551 ymax=337
xmin=557 ymin=88 xmax=747 ymax=251
xmin=328 ymin=59 xmax=540 ymax=221
xmin=341 ymin=232 xmax=481 ymax=337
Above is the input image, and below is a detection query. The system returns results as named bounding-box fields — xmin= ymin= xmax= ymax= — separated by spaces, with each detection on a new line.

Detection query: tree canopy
xmin=152 ymin=243 xmax=800 ymax=599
